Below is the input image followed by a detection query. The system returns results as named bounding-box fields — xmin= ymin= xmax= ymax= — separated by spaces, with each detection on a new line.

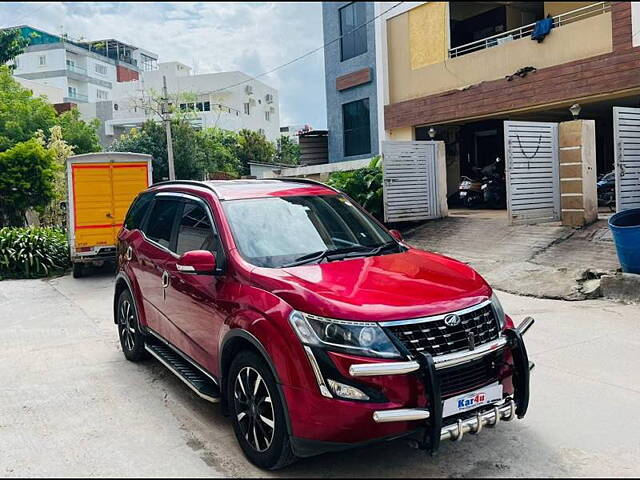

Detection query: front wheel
xmin=228 ymin=351 xmax=295 ymax=470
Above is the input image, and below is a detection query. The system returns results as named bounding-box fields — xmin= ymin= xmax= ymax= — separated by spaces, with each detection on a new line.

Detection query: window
xmin=196 ymin=102 xmax=204 ymax=112
xmin=188 ymin=102 xmax=195 ymax=111
xmin=265 ymin=111 xmax=271 ymax=121
xmin=222 ymin=195 xmax=394 ymax=268
xmin=203 ymin=101 xmax=210 ymax=112
xmin=95 ymin=63 xmax=107 ymax=75
xmin=68 ymin=86 xmax=77 ymax=98
xmin=143 ymin=198 xmax=181 ymax=249
xmin=179 ymin=103 xmax=187 ymax=111
xmin=176 ymin=202 xmax=216 ymax=256
xmin=96 ymin=89 xmax=108 ymax=100
xmin=342 ymin=98 xmax=371 ymax=157
xmin=244 ymin=103 xmax=250 ymax=115
xmin=66 ymin=59 xmax=75 ymax=68
xmin=258 ymin=128 xmax=265 ymax=135
xmin=124 ymin=192 xmax=154 ymax=230
xmin=38 ymin=55 xmax=46 ymax=66
xmin=13 ymin=57 xmax=19 ymax=69
xmin=340 ymin=2 xmax=367 ymax=61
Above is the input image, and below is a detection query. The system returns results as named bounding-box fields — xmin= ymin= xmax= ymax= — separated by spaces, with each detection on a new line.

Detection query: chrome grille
xmin=438 ymin=350 xmax=503 ymax=398
xmin=386 ymin=303 xmax=500 ymax=358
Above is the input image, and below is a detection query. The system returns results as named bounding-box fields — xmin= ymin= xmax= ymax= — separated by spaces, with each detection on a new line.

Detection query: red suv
xmin=114 ymin=179 xmax=534 ymax=469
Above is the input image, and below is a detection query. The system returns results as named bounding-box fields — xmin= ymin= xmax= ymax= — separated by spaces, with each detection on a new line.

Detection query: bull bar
xmin=360 ymin=316 xmax=535 ymax=454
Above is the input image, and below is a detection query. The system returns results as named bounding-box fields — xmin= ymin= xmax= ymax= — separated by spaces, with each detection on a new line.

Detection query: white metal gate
xmin=613 ymin=107 xmax=640 ymax=212
xmin=504 ymin=121 xmax=560 ymax=224
xmin=381 ymin=141 xmax=440 ymax=223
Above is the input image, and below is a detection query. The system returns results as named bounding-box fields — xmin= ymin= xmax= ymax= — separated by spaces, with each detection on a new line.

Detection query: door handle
xmin=125 ymin=246 xmax=133 ymax=261
xmin=161 ymin=271 xmax=169 ymax=288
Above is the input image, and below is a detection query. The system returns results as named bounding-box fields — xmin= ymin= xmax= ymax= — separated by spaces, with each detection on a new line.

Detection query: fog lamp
xmin=327 ymin=379 xmax=370 ymax=401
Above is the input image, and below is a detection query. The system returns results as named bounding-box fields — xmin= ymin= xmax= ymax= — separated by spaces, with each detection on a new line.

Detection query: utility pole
xmin=161 ymin=75 xmax=176 ymax=180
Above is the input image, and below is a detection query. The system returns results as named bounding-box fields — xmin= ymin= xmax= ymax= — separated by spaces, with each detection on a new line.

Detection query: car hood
xmin=250 ymin=248 xmax=491 ymax=322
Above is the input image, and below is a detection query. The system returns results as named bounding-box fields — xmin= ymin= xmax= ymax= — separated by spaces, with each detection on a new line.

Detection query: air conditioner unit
xmin=245 ymin=85 xmax=253 ymax=95
xmin=265 ymin=93 xmax=273 ymax=104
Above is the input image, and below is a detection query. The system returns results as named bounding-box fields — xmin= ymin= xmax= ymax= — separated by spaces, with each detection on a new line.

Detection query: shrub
xmin=327 ymin=156 xmax=384 ymax=220
xmin=0 ymin=227 xmax=70 ymax=279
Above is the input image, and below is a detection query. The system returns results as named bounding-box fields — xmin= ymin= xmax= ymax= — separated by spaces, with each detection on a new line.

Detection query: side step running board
xmin=145 ymin=343 xmax=221 ymax=403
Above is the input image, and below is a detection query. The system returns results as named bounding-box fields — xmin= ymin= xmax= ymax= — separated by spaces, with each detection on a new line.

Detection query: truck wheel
xmin=72 ymin=263 xmax=84 ymax=278
xmin=228 ymin=351 xmax=296 ymax=470
xmin=116 ymin=289 xmax=147 ymax=362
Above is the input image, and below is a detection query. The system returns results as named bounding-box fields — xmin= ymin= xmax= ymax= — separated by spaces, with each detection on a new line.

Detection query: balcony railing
xmin=66 ymin=63 xmax=87 ymax=75
xmin=66 ymin=92 xmax=89 ymax=102
xmin=449 ymin=2 xmax=611 ymax=59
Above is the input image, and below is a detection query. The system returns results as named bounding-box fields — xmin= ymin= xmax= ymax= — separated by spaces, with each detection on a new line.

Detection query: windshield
xmin=222 ymin=195 xmax=397 ymax=268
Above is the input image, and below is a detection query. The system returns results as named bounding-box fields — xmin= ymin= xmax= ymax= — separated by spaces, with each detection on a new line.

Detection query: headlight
xmin=288 ymin=311 xmax=401 ymax=359
xmin=491 ymin=292 xmax=506 ymax=329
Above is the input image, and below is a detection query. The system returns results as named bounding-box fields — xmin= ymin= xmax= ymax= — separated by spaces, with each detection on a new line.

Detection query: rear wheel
xmin=117 ymin=289 xmax=147 ymax=362
xmin=228 ymin=351 xmax=295 ymax=470
xmin=72 ymin=263 xmax=84 ymax=278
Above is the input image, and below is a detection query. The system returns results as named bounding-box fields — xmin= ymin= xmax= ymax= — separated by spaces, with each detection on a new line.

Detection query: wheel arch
xmin=219 ymin=330 xmax=292 ymax=437
xmin=113 ymin=272 xmax=146 ymax=329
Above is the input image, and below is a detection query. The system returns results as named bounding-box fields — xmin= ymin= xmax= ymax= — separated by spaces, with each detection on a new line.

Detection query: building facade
xmin=8 ymin=26 xmax=157 ymax=105
xmin=322 ymin=2 xmax=380 ymax=163
xmin=79 ymin=61 xmax=280 ymax=146
xmin=369 ymin=2 xmax=639 ymax=198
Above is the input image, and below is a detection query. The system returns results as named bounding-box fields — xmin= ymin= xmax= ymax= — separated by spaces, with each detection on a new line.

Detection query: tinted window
xmin=176 ymin=202 xmax=216 ymax=255
xmin=343 ymin=98 xmax=371 ymax=157
xmin=143 ymin=198 xmax=181 ymax=249
xmin=124 ymin=192 xmax=153 ymax=230
xmin=340 ymin=2 xmax=367 ymax=61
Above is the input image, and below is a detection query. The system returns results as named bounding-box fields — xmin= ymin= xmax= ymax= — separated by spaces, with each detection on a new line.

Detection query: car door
xmin=162 ymin=196 xmax=228 ymax=374
xmin=136 ymin=194 xmax=182 ymax=337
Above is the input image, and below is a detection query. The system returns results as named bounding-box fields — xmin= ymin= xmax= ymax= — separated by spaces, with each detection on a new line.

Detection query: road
xmin=1 ymin=271 xmax=639 ymax=477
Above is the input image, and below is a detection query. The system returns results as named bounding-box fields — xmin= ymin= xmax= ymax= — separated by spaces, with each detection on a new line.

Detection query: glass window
xmin=340 ymin=2 xmax=367 ymax=61
xmin=204 ymin=101 xmax=210 ymax=111
xmin=342 ymin=98 xmax=371 ymax=157
xmin=196 ymin=102 xmax=204 ymax=112
xmin=222 ymin=195 xmax=394 ymax=268
xmin=175 ymin=202 xmax=216 ymax=256
xmin=244 ymin=103 xmax=250 ymax=115
xmin=124 ymin=192 xmax=153 ymax=230
xmin=38 ymin=55 xmax=46 ymax=66
xmin=143 ymin=198 xmax=181 ymax=249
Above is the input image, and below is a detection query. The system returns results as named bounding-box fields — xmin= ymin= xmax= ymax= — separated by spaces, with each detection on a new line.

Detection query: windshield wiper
xmin=281 ymin=242 xmax=399 ymax=268
xmin=282 ymin=245 xmax=376 ymax=268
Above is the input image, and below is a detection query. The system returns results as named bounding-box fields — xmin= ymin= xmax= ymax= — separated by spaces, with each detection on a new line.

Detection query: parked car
xmin=114 ymin=179 xmax=534 ymax=469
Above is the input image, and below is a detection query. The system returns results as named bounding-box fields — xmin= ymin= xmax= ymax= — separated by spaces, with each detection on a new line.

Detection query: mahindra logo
xmin=443 ymin=314 xmax=461 ymax=327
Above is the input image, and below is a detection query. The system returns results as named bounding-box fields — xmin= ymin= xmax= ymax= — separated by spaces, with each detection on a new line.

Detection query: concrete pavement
xmin=1 ymin=273 xmax=639 ymax=477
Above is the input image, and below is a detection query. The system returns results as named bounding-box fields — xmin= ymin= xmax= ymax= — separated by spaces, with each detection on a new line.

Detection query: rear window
xmin=124 ymin=192 xmax=153 ymax=230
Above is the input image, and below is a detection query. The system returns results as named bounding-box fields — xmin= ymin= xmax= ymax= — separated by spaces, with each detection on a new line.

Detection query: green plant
xmin=275 ymin=135 xmax=300 ymax=166
xmin=0 ymin=227 xmax=70 ymax=279
xmin=327 ymin=156 xmax=384 ymax=220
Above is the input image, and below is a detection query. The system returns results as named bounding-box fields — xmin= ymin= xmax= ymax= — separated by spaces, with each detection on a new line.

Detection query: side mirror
xmin=389 ymin=229 xmax=403 ymax=242
xmin=176 ymin=250 xmax=217 ymax=275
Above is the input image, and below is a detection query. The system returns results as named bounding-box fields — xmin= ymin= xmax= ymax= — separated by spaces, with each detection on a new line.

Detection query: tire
xmin=228 ymin=351 xmax=296 ymax=470
xmin=72 ymin=263 xmax=84 ymax=278
xmin=116 ymin=289 xmax=147 ymax=362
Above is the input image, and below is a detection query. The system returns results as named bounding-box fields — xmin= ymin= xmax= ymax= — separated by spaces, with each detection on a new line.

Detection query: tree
xmin=0 ymin=66 xmax=57 ymax=151
xmin=236 ymin=129 xmax=276 ymax=175
xmin=0 ymin=138 xmax=58 ymax=226
xmin=56 ymin=108 xmax=101 ymax=154
xmin=276 ymin=135 xmax=301 ymax=166
xmin=0 ymin=29 xmax=29 ymax=66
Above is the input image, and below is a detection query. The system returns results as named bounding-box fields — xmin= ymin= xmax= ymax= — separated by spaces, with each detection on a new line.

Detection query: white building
xmin=87 ymin=61 xmax=280 ymax=144
xmin=14 ymin=77 xmax=65 ymax=104
xmin=7 ymin=25 xmax=157 ymax=105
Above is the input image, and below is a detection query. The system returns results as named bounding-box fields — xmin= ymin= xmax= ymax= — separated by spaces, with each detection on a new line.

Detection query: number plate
xmin=442 ymin=382 xmax=503 ymax=418
xmin=459 ymin=191 xmax=468 ymax=198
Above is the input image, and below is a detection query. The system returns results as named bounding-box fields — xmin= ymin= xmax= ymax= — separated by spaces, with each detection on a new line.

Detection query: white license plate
xmin=459 ymin=191 xmax=467 ymax=198
xmin=442 ymin=383 xmax=503 ymax=418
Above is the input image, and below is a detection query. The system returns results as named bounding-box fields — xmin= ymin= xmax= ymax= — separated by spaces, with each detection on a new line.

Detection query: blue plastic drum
xmin=608 ymin=208 xmax=640 ymax=274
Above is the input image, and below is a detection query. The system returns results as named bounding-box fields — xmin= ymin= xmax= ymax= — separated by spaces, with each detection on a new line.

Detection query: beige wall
xmin=387 ymin=10 xmax=612 ymax=105
xmin=387 ymin=127 xmax=413 ymax=141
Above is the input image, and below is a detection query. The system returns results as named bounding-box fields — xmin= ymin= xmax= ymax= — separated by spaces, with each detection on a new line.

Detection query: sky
xmin=0 ymin=1 xmax=327 ymax=128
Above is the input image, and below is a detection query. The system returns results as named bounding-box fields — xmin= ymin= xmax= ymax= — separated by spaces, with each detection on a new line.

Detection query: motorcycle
xmin=480 ymin=158 xmax=507 ymax=209
xmin=597 ymin=171 xmax=616 ymax=212
xmin=458 ymin=175 xmax=483 ymax=208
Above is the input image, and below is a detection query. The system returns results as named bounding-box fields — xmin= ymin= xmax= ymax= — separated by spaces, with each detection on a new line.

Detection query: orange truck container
xmin=66 ymin=152 xmax=153 ymax=277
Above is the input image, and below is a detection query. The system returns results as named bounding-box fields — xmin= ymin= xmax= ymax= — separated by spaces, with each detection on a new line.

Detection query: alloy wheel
xmin=233 ymin=366 xmax=275 ymax=452
xmin=118 ymin=299 xmax=136 ymax=352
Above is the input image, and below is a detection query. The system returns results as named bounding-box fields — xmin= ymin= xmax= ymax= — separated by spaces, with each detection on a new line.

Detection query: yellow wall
xmin=544 ymin=2 xmax=594 ymax=17
xmin=387 ymin=10 xmax=612 ymax=105
xmin=387 ymin=127 xmax=413 ymax=141
xmin=409 ymin=2 xmax=448 ymax=70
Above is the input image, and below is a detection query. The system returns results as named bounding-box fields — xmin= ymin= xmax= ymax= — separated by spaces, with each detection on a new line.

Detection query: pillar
xmin=558 ymin=119 xmax=598 ymax=227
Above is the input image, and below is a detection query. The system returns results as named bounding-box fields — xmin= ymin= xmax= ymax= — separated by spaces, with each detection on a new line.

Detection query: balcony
xmin=449 ymin=2 xmax=611 ymax=58
xmin=65 ymin=92 xmax=89 ymax=103
xmin=66 ymin=63 xmax=87 ymax=75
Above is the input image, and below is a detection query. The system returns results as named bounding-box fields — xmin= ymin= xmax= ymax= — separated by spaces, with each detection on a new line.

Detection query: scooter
xmin=481 ymin=158 xmax=507 ymax=209
xmin=458 ymin=175 xmax=483 ymax=208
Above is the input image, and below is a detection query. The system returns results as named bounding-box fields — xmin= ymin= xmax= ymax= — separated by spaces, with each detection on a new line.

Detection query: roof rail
xmin=152 ymin=180 xmax=220 ymax=197
xmin=270 ymin=177 xmax=340 ymax=193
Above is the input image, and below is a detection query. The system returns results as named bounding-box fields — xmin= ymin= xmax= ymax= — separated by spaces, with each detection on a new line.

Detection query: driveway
xmin=1 ymin=273 xmax=639 ymax=477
